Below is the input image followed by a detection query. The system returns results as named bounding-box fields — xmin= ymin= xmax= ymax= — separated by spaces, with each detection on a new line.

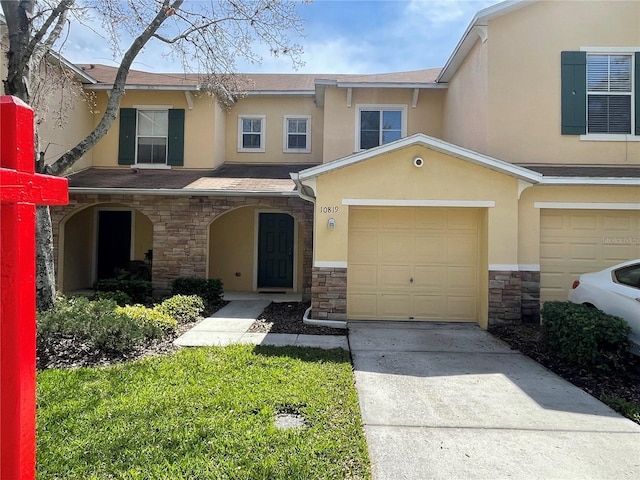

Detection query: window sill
xmin=131 ymin=164 xmax=172 ymax=170
xmin=283 ymin=149 xmax=311 ymax=154
xmin=238 ymin=148 xmax=266 ymax=153
xmin=580 ymin=134 xmax=640 ymax=142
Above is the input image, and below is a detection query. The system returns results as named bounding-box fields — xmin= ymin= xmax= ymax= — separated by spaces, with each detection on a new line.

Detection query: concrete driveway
xmin=349 ymin=322 xmax=640 ymax=480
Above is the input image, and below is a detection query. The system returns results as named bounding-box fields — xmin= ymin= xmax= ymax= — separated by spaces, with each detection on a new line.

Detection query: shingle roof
xmin=78 ymin=64 xmax=441 ymax=91
xmin=66 ymin=164 xmax=316 ymax=192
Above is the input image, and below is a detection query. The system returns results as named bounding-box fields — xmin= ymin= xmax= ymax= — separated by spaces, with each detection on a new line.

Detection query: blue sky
xmin=64 ymin=0 xmax=500 ymax=74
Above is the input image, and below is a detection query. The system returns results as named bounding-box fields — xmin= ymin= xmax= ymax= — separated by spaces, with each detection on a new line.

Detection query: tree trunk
xmin=35 ymin=206 xmax=56 ymax=311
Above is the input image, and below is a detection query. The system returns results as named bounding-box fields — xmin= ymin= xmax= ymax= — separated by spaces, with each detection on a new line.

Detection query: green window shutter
xmin=635 ymin=52 xmax=640 ymax=136
xmin=118 ymin=108 xmax=137 ymax=165
xmin=167 ymin=109 xmax=185 ymax=166
xmin=561 ymin=51 xmax=586 ymax=135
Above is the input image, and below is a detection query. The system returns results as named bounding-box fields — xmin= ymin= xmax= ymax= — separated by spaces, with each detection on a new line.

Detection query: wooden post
xmin=0 ymin=96 xmax=68 ymax=480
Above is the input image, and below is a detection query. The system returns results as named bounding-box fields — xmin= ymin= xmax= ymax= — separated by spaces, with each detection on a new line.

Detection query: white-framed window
xmin=283 ymin=115 xmax=311 ymax=153
xmin=356 ymin=104 xmax=407 ymax=150
xmin=238 ymin=115 xmax=265 ymax=152
xmin=137 ymin=109 xmax=168 ymax=164
xmin=587 ymin=54 xmax=633 ymax=134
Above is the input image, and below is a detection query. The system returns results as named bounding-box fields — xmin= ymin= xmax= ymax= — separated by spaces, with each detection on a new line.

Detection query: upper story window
xmin=587 ymin=54 xmax=632 ymax=134
xmin=284 ymin=116 xmax=311 ymax=153
xmin=561 ymin=50 xmax=639 ymax=140
xmin=118 ymin=107 xmax=184 ymax=167
xmin=356 ymin=105 xmax=407 ymax=150
xmin=137 ymin=110 xmax=168 ymax=163
xmin=238 ymin=115 xmax=265 ymax=152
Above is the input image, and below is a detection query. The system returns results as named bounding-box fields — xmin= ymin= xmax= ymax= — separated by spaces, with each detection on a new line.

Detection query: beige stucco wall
xmin=133 ymin=210 xmax=153 ymax=261
xmin=224 ymin=95 xmax=323 ymax=164
xmin=90 ymin=90 xmax=219 ymax=169
xmin=309 ymin=145 xmax=520 ymax=267
xmin=209 ymin=206 xmax=305 ymax=292
xmin=484 ymin=0 xmax=640 ymax=165
xmin=61 ymin=206 xmax=94 ymax=291
xmin=518 ymin=184 xmax=640 ymax=266
xmin=322 ymin=87 xmax=445 ymax=163
xmin=442 ymin=37 xmax=489 ymax=153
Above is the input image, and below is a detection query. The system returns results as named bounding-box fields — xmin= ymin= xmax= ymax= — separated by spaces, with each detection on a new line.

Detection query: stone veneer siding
xmin=51 ymin=193 xmax=314 ymax=296
xmin=311 ymin=267 xmax=347 ymax=321
xmin=488 ymin=270 xmax=540 ymax=326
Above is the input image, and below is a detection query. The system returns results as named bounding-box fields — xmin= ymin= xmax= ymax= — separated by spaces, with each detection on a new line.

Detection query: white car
xmin=568 ymin=259 xmax=640 ymax=354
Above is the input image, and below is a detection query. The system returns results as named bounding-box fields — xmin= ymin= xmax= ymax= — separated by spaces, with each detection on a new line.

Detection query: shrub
xmin=157 ymin=295 xmax=205 ymax=324
xmin=37 ymin=296 xmax=145 ymax=361
xmin=171 ymin=277 xmax=224 ymax=308
xmin=117 ymin=305 xmax=178 ymax=339
xmin=94 ymin=290 xmax=132 ymax=306
xmin=541 ymin=301 xmax=632 ymax=371
xmin=94 ymin=279 xmax=152 ymax=304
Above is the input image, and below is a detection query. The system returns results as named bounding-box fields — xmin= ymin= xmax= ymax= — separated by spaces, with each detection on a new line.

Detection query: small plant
xmin=37 ymin=296 xmax=145 ymax=364
xmin=117 ymin=305 xmax=178 ymax=339
xmin=94 ymin=279 xmax=152 ymax=304
xmin=171 ymin=277 xmax=224 ymax=309
xmin=541 ymin=301 xmax=632 ymax=371
xmin=94 ymin=290 xmax=132 ymax=306
xmin=157 ymin=295 xmax=205 ymax=324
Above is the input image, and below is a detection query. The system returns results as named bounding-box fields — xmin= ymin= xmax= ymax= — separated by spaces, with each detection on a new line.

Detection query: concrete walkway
xmin=174 ymin=300 xmax=348 ymax=350
xmin=349 ymin=321 xmax=640 ymax=480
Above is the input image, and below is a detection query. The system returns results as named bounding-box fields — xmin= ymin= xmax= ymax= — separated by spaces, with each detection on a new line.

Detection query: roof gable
xmin=292 ymin=133 xmax=543 ymax=183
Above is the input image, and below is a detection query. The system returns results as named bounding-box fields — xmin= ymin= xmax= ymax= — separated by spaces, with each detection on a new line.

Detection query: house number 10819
xmin=320 ymin=206 xmax=339 ymax=214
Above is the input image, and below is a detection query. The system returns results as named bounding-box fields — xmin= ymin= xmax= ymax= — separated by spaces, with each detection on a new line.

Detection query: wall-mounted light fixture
xmin=327 ymin=218 xmax=336 ymax=230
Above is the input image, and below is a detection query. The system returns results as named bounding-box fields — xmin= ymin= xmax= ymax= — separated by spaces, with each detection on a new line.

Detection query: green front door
xmin=258 ymin=213 xmax=294 ymax=288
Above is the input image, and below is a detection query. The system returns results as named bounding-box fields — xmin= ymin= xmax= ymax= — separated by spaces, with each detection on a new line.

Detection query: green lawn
xmin=37 ymin=345 xmax=370 ymax=479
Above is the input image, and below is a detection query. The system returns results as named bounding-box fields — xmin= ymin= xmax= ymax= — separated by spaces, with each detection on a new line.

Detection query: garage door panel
xmin=412 ymin=265 xmax=444 ymax=288
xmin=540 ymin=241 xmax=565 ymax=259
xmin=414 ymin=236 xmax=447 ymax=262
xmin=382 ymin=208 xmax=413 ymax=230
xmin=379 ymin=265 xmax=411 ymax=288
xmin=350 ymin=208 xmax=379 ymax=229
xmin=380 ymin=235 xmax=413 ymax=261
xmin=412 ymin=295 xmax=445 ymax=319
xmin=603 ymin=245 xmax=638 ymax=263
xmin=604 ymin=215 xmax=635 ymax=231
xmin=447 ymin=209 xmax=478 ymax=230
xmin=447 ymin=296 xmax=476 ymax=320
xmin=447 ymin=237 xmax=477 ymax=262
xmin=415 ymin=208 xmax=446 ymax=230
xmin=349 ymin=265 xmax=378 ymax=288
xmin=348 ymin=207 xmax=480 ymax=321
xmin=540 ymin=210 xmax=640 ymax=302
xmin=349 ymin=294 xmax=378 ymax=317
xmin=447 ymin=266 xmax=477 ymax=290
xmin=380 ymin=294 xmax=412 ymax=317
xmin=570 ymin=214 xmax=598 ymax=230
xmin=348 ymin=233 xmax=378 ymax=262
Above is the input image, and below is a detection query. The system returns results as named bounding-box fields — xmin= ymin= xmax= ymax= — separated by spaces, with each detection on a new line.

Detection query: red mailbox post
xmin=0 ymin=96 xmax=68 ymax=479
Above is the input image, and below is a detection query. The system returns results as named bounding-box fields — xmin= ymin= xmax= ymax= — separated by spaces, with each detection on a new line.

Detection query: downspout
xmin=291 ymin=173 xmax=348 ymax=330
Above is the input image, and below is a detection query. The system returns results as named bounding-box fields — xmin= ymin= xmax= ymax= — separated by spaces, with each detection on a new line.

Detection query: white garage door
xmin=348 ymin=207 xmax=480 ymax=321
xmin=540 ymin=209 xmax=640 ymax=302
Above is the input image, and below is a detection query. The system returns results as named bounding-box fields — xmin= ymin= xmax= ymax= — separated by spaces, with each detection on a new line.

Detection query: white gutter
xmin=539 ymin=177 xmax=640 ymax=186
xmin=245 ymin=91 xmax=315 ymax=96
xmin=86 ymin=84 xmax=199 ymax=91
xmin=69 ymin=187 xmax=299 ymax=197
xmin=335 ymin=82 xmax=445 ymax=89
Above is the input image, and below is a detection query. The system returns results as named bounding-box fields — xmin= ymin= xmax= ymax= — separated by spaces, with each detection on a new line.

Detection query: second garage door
xmin=540 ymin=209 xmax=640 ymax=302
xmin=348 ymin=207 xmax=480 ymax=321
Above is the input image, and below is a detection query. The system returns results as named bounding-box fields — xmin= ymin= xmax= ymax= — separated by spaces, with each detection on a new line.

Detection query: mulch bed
xmin=247 ymin=301 xmax=345 ymax=336
xmin=490 ymin=324 xmax=640 ymax=407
